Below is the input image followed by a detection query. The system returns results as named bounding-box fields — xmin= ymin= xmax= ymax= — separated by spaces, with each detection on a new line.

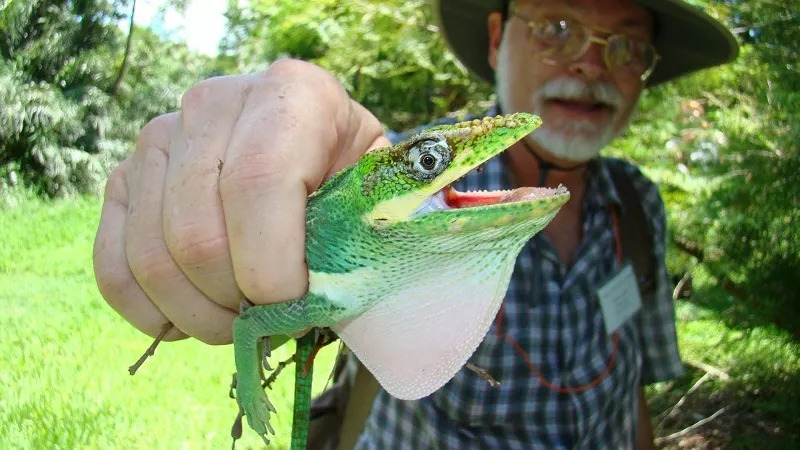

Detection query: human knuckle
xmin=261 ymin=59 xmax=342 ymax=99
xmin=138 ymin=114 xmax=175 ymax=147
xmin=106 ymin=159 xmax=127 ymax=184
xmin=165 ymin=223 xmax=229 ymax=267
xmin=94 ymin=263 xmax=132 ymax=306
xmin=263 ymin=58 xmax=312 ymax=78
xmin=104 ymin=159 xmax=130 ymax=200
xmin=219 ymin=153 xmax=288 ymax=194
xmin=127 ymin=244 xmax=178 ymax=288
xmin=180 ymin=78 xmax=218 ymax=111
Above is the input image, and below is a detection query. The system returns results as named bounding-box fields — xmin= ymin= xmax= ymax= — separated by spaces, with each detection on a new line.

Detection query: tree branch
xmin=672 ymin=236 xmax=745 ymax=298
xmin=684 ymin=359 xmax=731 ymax=381
xmin=655 ymin=373 xmax=710 ymax=431
xmin=673 ymin=236 xmax=705 ymax=261
xmin=655 ymin=406 xmax=730 ymax=445
xmin=110 ymin=0 xmax=137 ymax=96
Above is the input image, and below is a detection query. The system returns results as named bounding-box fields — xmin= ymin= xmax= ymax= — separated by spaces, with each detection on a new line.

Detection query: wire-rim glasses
xmin=511 ymin=13 xmax=660 ymax=82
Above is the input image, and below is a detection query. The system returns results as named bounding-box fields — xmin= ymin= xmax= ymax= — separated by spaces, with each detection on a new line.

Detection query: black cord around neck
xmin=523 ymin=142 xmax=588 ymax=187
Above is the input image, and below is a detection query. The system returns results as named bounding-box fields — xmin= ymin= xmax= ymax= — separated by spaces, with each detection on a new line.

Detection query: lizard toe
xmin=242 ymin=391 xmax=276 ymax=440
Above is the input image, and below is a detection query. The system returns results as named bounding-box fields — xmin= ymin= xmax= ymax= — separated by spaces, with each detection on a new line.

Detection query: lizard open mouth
xmin=411 ymin=183 xmax=566 ymax=217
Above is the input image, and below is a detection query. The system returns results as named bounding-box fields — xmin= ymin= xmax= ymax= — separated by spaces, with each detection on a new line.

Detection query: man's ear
xmin=487 ymin=12 xmax=504 ymax=70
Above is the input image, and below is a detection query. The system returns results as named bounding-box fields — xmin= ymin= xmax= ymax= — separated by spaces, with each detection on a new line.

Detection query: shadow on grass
xmin=670 ymin=265 xmax=800 ymax=341
xmin=646 ymin=274 xmax=800 ymax=449
xmin=649 ymin=367 xmax=799 ymax=449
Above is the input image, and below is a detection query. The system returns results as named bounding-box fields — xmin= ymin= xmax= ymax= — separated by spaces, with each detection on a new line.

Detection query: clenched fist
xmin=93 ymin=59 xmax=390 ymax=344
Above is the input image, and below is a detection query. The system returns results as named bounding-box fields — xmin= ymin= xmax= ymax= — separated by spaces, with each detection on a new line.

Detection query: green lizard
xmin=231 ymin=112 xmax=570 ymax=448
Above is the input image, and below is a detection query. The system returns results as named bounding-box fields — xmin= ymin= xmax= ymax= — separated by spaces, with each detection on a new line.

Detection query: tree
xmin=0 ymin=0 xmax=211 ymax=196
xmin=109 ymin=0 xmax=137 ymax=96
xmin=109 ymin=0 xmax=191 ymax=96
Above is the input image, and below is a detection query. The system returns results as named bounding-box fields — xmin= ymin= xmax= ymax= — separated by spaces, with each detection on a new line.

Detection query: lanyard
xmin=492 ymin=206 xmax=623 ymax=394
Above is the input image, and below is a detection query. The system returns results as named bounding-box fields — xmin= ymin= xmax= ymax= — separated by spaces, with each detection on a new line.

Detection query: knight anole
xmin=231 ymin=112 xmax=570 ymax=448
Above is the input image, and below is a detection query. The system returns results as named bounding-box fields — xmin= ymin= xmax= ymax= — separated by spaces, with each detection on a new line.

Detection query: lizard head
xmin=355 ymin=112 xmax=570 ymax=233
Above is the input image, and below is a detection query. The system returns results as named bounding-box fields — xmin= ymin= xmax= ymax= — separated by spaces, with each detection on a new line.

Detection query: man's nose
xmin=568 ymin=40 xmax=607 ymax=81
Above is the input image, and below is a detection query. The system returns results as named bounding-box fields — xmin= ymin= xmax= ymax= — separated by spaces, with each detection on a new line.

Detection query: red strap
xmin=492 ymin=206 xmax=623 ymax=394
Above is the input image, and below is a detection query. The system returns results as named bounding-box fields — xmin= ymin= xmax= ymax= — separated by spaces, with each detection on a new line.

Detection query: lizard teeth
xmin=410 ymin=190 xmax=450 ymax=217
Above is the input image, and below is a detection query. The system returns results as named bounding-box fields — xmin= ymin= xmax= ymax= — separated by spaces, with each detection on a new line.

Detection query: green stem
xmin=291 ymin=332 xmax=315 ymax=450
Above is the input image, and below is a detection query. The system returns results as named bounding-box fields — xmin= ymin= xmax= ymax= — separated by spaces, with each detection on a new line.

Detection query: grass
xmin=0 ymin=193 xmax=337 ymax=449
xmin=1 ymin=191 xmax=798 ymax=449
xmin=646 ymin=266 xmax=800 ymax=448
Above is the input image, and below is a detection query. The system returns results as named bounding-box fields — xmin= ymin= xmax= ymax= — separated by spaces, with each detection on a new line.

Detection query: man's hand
xmin=93 ymin=59 xmax=390 ymax=344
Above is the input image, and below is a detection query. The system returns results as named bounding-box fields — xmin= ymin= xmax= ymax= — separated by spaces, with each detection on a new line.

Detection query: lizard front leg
xmin=232 ymin=298 xmax=311 ymax=445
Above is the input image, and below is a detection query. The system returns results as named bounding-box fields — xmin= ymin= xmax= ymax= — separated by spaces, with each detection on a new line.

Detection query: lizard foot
xmin=237 ymin=387 xmax=277 ymax=444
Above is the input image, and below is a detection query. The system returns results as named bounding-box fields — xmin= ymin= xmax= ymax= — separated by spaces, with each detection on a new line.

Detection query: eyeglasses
xmin=511 ymin=14 xmax=660 ymax=82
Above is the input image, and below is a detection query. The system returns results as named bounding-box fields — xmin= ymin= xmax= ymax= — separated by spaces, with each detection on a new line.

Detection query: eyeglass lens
xmin=528 ymin=19 xmax=655 ymax=78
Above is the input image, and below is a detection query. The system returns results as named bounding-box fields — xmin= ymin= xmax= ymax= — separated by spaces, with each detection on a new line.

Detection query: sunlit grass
xmin=646 ymin=267 xmax=800 ymax=448
xmin=0 ymin=194 xmax=336 ymax=449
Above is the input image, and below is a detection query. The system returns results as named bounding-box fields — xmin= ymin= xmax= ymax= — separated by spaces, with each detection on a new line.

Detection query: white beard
xmin=495 ymin=29 xmax=638 ymax=162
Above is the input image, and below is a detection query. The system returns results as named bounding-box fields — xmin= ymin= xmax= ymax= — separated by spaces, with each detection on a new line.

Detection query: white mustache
xmin=537 ymin=77 xmax=625 ymax=110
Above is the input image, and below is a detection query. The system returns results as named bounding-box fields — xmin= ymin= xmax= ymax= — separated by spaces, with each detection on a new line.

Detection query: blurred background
xmin=0 ymin=0 xmax=797 ymax=448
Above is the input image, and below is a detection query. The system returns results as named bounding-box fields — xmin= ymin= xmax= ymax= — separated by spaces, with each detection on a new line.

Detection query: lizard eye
xmin=407 ymin=135 xmax=450 ymax=180
xmin=419 ymin=153 xmax=438 ymax=171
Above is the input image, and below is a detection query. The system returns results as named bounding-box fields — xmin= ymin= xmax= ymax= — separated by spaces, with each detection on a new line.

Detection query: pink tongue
xmin=444 ymin=187 xmax=502 ymax=208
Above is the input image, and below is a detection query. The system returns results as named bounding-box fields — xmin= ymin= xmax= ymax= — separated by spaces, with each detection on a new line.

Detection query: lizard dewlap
xmin=231 ymin=112 xmax=570 ymax=447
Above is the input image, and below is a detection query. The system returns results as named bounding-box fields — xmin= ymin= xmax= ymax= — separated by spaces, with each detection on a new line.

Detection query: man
xmin=92 ymin=0 xmax=737 ymax=447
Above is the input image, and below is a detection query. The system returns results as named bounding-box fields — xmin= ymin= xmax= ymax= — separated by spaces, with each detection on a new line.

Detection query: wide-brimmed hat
xmin=434 ymin=0 xmax=739 ymax=86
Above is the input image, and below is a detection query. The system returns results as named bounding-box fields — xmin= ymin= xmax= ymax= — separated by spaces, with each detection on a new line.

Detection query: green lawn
xmin=1 ymin=193 xmax=798 ymax=448
xmin=0 ymin=195 xmax=336 ymax=449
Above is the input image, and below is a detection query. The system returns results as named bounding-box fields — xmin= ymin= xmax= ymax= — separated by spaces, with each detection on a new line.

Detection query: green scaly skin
xmin=232 ymin=113 xmax=571 ymax=447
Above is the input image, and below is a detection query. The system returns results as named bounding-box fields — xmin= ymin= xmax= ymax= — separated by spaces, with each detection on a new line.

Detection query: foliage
xmin=611 ymin=0 xmax=800 ymax=335
xmin=220 ymin=0 xmax=493 ymax=131
xmin=0 ymin=0 xmax=211 ymax=197
xmin=648 ymin=270 xmax=800 ymax=448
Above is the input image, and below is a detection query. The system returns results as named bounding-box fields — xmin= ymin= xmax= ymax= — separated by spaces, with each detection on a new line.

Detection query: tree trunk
xmin=109 ymin=0 xmax=137 ymax=96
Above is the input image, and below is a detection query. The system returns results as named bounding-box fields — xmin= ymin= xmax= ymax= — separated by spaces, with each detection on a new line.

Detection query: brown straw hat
xmin=434 ymin=0 xmax=739 ymax=86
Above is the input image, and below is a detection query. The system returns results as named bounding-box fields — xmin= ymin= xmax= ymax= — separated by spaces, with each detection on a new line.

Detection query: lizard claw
xmin=261 ymin=336 xmax=272 ymax=371
xmin=229 ymin=373 xmax=237 ymax=399
xmin=230 ymin=405 xmax=244 ymax=449
xmin=239 ymin=299 xmax=255 ymax=314
xmin=239 ymin=389 xmax=277 ymax=444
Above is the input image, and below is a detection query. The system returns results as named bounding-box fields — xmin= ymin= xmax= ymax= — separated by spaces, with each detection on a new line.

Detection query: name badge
xmin=597 ymin=264 xmax=642 ymax=335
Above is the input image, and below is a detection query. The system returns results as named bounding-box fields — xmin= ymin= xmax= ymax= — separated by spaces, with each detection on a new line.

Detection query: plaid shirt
xmin=355 ymin=118 xmax=684 ymax=449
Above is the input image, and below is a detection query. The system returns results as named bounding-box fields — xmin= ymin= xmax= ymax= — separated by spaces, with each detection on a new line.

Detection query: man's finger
xmin=327 ymin=100 xmax=393 ymax=178
xmin=93 ymin=158 xmax=187 ymax=341
xmin=163 ymin=75 xmax=252 ymax=310
xmin=126 ymin=115 xmax=237 ymax=344
xmin=220 ymin=60 xmax=386 ymax=305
